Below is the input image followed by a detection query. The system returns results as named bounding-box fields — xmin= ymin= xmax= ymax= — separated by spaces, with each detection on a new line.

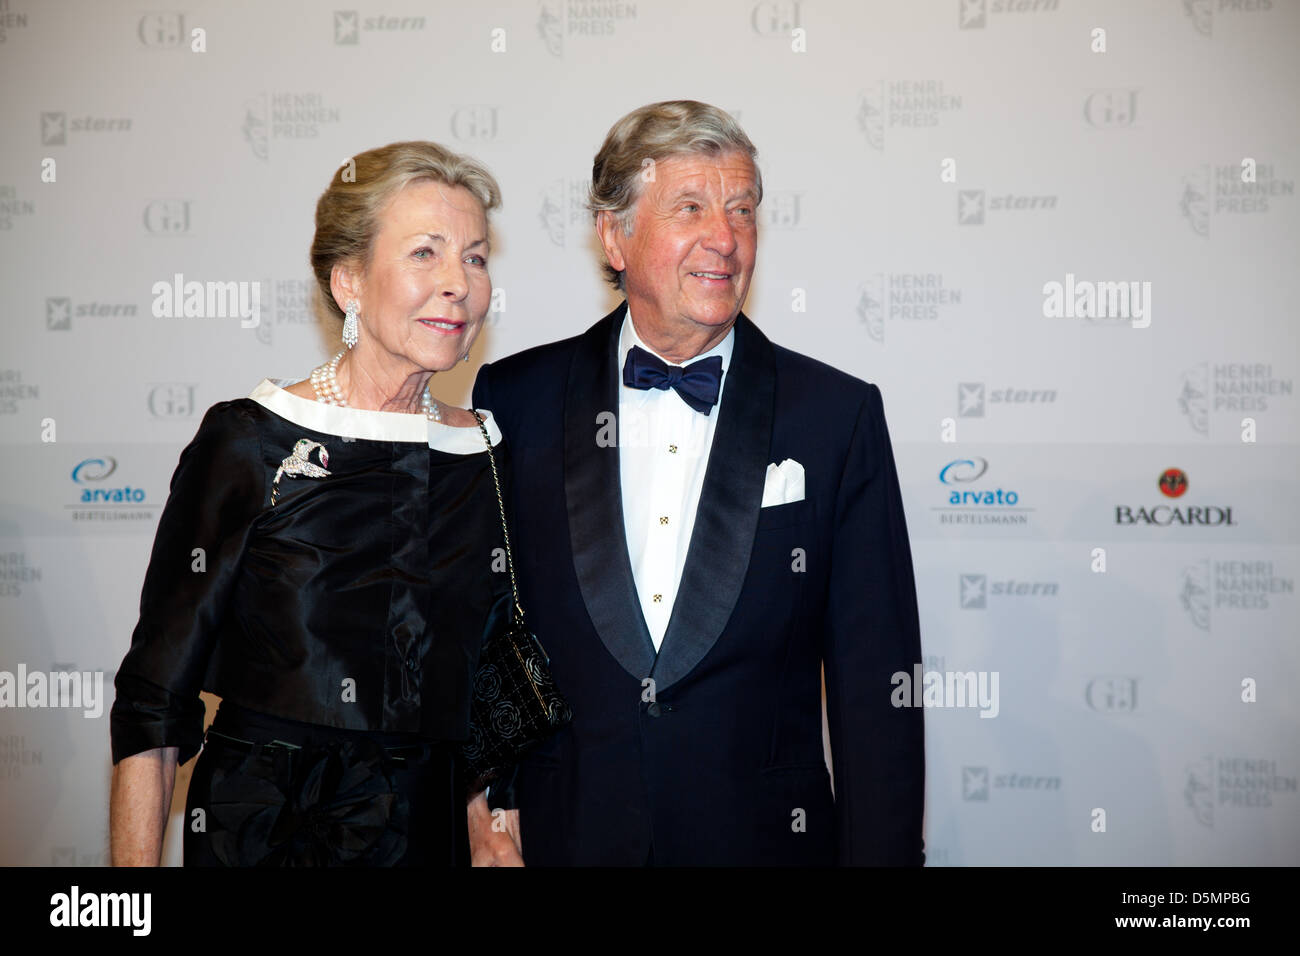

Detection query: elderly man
xmin=469 ymin=100 xmax=924 ymax=865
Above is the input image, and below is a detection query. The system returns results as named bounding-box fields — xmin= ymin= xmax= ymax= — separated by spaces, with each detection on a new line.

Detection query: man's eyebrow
xmin=663 ymin=186 xmax=706 ymax=202
xmin=662 ymin=186 xmax=759 ymax=203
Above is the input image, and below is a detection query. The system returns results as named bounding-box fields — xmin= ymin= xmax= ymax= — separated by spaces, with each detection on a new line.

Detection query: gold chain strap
xmin=470 ymin=410 xmax=525 ymax=623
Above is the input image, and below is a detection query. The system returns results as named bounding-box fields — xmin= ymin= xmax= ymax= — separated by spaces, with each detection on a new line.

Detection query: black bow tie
xmin=622 ymin=345 xmax=723 ymax=415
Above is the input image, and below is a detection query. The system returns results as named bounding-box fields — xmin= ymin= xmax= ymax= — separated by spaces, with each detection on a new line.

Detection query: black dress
xmin=110 ymin=379 xmax=509 ymax=866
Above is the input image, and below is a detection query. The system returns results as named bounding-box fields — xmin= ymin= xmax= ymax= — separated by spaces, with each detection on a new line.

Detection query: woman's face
xmin=347 ymin=179 xmax=492 ymax=374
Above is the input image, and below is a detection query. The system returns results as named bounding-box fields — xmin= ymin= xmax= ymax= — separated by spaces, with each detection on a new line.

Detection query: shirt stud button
xmin=659 ymin=516 xmax=669 ymax=525
xmin=653 ymin=594 xmax=662 ymax=603
xmin=668 ymin=444 xmax=677 ymax=453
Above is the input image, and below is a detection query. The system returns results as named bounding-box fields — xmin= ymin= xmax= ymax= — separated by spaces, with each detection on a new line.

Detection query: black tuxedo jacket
xmin=472 ymin=303 xmax=924 ymax=865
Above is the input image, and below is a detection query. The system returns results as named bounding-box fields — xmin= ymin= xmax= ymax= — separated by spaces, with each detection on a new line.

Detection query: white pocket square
xmin=761 ymin=458 xmax=805 ymax=508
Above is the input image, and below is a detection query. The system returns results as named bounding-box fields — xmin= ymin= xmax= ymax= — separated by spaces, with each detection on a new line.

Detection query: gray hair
xmin=589 ymin=100 xmax=762 ymax=290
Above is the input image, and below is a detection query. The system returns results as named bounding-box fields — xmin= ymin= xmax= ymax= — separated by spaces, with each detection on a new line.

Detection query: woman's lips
xmin=418 ymin=318 xmax=465 ymax=335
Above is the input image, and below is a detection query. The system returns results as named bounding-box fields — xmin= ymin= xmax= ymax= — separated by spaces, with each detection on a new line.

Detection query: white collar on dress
xmin=248 ymin=379 xmax=502 ymax=455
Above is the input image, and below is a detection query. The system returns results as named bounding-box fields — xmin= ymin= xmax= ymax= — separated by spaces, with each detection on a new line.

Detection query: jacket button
xmin=647 ymin=701 xmax=661 ymax=717
xmin=406 ymin=657 xmax=419 ymax=671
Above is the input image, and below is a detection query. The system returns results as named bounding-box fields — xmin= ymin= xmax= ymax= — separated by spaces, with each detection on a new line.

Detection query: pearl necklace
xmin=310 ymin=351 xmax=442 ymax=422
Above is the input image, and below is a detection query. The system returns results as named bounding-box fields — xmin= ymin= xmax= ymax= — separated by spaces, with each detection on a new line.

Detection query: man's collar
xmin=617 ymin=303 xmax=736 ymax=383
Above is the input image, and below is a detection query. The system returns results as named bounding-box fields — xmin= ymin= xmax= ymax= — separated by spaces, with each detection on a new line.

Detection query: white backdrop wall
xmin=1 ymin=0 xmax=1297 ymax=866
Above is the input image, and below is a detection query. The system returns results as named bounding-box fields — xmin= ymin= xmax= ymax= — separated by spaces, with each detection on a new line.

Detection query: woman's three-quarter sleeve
xmin=110 ymin=402 xmax=265 ymax=765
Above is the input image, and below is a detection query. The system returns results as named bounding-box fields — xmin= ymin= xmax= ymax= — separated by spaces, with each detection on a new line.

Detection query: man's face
xmin=601 ymin=151 xmax=759 ymax=348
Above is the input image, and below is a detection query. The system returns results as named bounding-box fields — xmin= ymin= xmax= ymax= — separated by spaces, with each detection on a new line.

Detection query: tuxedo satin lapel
xmin=565 ymin=302 xmax=657 ymax=680
xmin=652 ymin=313 xmax=775 ymax=691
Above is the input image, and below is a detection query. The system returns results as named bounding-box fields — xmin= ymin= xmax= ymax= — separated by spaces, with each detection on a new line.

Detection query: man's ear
xmin=330 ymin=260 xmax=363 ymax=313
xmin=595 ymin=211 xmax=627 ymax=274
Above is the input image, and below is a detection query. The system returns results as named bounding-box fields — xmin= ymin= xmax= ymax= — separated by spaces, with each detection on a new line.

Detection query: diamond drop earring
xmin=342 ymin=300 xmax=359 ymax=349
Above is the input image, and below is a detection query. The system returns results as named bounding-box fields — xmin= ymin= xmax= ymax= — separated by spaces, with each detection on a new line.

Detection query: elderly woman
xmin=109 ymin=141 xmax=522 ymax=867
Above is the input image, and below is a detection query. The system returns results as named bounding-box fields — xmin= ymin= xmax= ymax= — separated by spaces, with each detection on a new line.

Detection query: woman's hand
xmin=466 ymin=789 xmax=523 ymax=866
xmin=109 ymin=747 xmax=179 ymax=866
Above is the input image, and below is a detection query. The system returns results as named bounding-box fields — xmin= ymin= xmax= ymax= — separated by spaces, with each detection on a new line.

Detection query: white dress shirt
xmin=618 ymin=310 xmax=735 ymax=651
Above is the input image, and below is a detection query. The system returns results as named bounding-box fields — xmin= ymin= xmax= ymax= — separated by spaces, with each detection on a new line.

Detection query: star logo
xmin=958 ymin=382 xmax=985 ymax=417
xmin=46 ymin=297 xmax=71 ymax=330
xmin=959 ymin=0 xmax=986 ymax=30
xmin=960 ymin=574 xmax=987 ymax=609
xmin=334 ymin=10 xmax=359 ymax=44
xmin=962 ymin=766 xmax=989 ymax=800
xmin=41 ymin=112 xmax=66 ymax=146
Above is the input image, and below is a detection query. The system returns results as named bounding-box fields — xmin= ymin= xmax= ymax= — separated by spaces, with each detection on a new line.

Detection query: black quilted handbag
xmin=463 ymin=411 xmax=572 ymax=793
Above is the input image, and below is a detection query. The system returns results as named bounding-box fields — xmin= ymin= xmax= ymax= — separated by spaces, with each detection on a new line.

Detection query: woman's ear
xmin=330 ymin=260 xmax=363 ymax=313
